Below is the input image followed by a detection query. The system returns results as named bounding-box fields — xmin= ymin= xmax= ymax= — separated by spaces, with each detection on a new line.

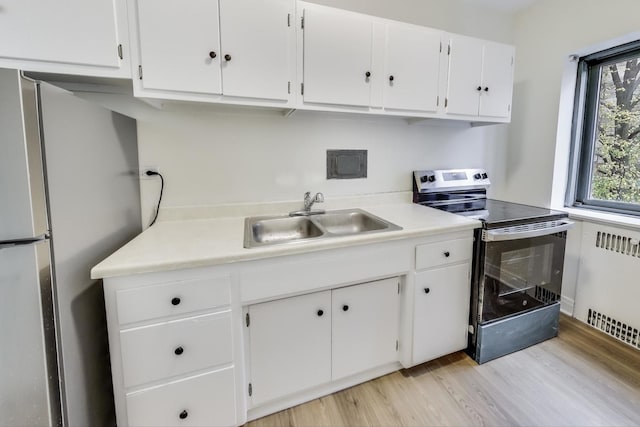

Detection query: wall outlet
xmin=140 ymin=166 xmax=160 ymax=180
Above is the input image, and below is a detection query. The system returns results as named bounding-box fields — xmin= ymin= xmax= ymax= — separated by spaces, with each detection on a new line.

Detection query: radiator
xmin=573 ymin=222 xmax=640 ymax=349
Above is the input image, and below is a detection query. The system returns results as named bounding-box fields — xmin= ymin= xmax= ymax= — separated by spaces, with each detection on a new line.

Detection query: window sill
xmin=558 ymin=206 xmax=640 ymax=230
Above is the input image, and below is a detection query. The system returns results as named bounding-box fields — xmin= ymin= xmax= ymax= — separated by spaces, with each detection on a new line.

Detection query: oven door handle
xmin=482 ymin=219 xmax=575 ymax=242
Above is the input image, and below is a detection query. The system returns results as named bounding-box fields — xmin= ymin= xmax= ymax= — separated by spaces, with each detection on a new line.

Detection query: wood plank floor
xmin=247 ymin=315 xmax=640 ymax=426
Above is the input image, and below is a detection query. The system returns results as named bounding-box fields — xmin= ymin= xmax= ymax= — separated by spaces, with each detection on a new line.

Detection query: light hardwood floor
xmin=247 ymin=315 xmax=640 ymax=426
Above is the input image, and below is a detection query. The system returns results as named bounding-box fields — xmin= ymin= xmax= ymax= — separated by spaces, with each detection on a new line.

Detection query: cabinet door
xmin=332 ymin=278 xmax=399 ymax=380
xmin=248 ymin=290 xmax=331 ymax=406
xmin=412 ymin=264 xmax=471 ymax=365
xmin=384 ymin=23 xmax=441 ymax=112
xmin=0 ymin=0 xmax=122 ymax=69
xmin=445 ymin=34 xmax=483 ymax=116
xmin=479 ymin=42 xmax=515 ymax=118
xmin=219 ymin=0 xmax=294 ymax=101
xmin=302 ymin=5 xmax=373 ymax=107
xmin=136 ymin=0 xmax=222 ymax=94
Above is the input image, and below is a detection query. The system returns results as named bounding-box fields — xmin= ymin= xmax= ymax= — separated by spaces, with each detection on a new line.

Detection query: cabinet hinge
xmin=437 ymin=96 xmax=439 ymax=107
xmin=248 ymin=383 xmax=253 ymax=396
xmin=287 ymin=13 xmax=291 ymax=27
xmin=447 ymin=44 xmax=451 ymax=55
xmin=301 ymin=16 xmax=304 ymax=29
xmin=511 ymin=56 xmax=514 ymax=66
xmin=117 ymin=44 xmax=123 ymax=60
xmin=396 ymin=340 xmax=399 ymax=351
xmin=397 ymin=282 xmax=400 ymax=294
xmin=439 ymin=41 xmax=442 ymax=53
xmin=138 ymin=65 xmax=143 ymax=80
xmin=444 ymin=98 xmax=448 ymax=108
xmin=245 ymin=313 xmax=250 ymax=327
xmin=508 ymin=104 xmax=511 ymax=112
xmin=288 ymin=81 xmax=291 ymax=94
xmin=301 ymin=82 xmax=304 ymax=95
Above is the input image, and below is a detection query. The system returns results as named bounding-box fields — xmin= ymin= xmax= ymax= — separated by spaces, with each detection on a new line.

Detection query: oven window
xmin=480 ymin=234 xmax=566 ymax=323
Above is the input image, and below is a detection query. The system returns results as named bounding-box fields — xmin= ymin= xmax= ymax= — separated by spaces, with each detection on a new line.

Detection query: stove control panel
xmin=414 ymin=168 xmax=490 ymax=193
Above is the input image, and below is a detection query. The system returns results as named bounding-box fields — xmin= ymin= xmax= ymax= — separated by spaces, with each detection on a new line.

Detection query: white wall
xmin=508 ymin=0 xmax=640 ymax=324
xmin=507 ymin=0 xmax=640 ymax=207
xmin=136 ymin=0 xmax=515 ymax=221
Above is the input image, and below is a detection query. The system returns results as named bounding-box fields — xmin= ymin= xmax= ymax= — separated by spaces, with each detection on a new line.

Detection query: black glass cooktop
xmin=475 ymin=199 xmax=568 ymax=228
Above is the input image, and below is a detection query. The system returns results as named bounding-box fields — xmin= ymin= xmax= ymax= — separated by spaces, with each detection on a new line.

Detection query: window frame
xmin=567 ymin=40 xmax=640 ymax=216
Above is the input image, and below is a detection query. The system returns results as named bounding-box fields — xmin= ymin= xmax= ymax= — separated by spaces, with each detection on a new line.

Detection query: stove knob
xmin=420 ymin=175 xmax=429 ymax=183
xmin=473 ymin=173 xmax=482 ymax=180
xmin=482 ymin=172 xmax=488 ymax=179
xmin=427 ymin=175 xmax=436 ymax=182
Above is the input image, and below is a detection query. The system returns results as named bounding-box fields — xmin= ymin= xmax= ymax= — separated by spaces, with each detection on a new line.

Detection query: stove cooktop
xmin=476 ymin=199 xmax=568 ymax=228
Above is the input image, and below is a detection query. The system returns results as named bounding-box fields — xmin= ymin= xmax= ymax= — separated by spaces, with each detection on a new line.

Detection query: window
xmin=568 ymin=41 xmax=640 ymax=216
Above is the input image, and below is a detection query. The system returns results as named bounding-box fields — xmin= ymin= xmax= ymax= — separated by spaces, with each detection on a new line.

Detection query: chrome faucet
xmin=304 ymin=191 xmax=324 ymax=212
xmin=290 ymin=191 xmax=325 ymax=216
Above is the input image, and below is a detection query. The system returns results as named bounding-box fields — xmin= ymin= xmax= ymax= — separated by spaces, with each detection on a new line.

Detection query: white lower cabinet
xmin=120 ymin=311 xmax=233 ymax=388
xmin=332 ymin=278 xmax=399 ymax=380
xmin=126 ymin=366 xmax=237 ymax=427
xmin=247 ymin=277 xmax=400 ymax=406
xmin=412 ymin=264 xmax=471 ymax=363
xmin=247 ymin=290 xmax=332 ymax=406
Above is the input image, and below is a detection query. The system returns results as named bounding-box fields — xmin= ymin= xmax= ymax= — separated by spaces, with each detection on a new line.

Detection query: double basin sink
xmin=244 ymin=208 xmax=402 ymax=248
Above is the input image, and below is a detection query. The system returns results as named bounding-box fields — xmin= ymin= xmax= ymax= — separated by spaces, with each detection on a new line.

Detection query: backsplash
xmin=136 ymin=105 xmax=510 ymax=224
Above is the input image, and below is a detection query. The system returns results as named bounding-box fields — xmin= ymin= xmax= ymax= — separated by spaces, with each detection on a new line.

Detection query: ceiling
xmin=466 ymin=0 xmax=538 ymax=13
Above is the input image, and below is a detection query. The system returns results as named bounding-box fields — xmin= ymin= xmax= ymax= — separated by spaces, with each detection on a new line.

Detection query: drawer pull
xmin=174 ymin=346 xmax=184 ymax=356
xmin=424 ymin=287 xmax=430 ymax=294
xmin=179 ymin=410 xmax=188 ymax=420
xmin=317 ymin=309 xmax=324 ymax=317
xmin=171 ymin=297 xmax=181 ymax=306
xmin=443 ymin=251 xmax=450 ymax=258
xmin=342 ymin=304 xmax=349 ymax=312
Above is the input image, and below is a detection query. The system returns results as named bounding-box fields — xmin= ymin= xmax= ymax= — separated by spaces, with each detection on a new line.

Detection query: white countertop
xmin=91 ymin=198 xmax=480 ymax=279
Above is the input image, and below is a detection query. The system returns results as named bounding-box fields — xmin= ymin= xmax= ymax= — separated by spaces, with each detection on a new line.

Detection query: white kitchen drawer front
xmin=116 ymin=275 xmax=231 ymax=325
xmin=415 ymin=238 xmax=472 ymax=270
xmin=120 ymin=311 xmax=232 ymax=388
xmin=126 ymin=366 xmax=236 ymax=427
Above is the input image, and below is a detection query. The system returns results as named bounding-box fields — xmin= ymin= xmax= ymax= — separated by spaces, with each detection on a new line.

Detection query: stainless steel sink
xmin=313 ymin=210 xmax=390 ymax=235
xmin=244 ymin=208 xmax=402 ymax=248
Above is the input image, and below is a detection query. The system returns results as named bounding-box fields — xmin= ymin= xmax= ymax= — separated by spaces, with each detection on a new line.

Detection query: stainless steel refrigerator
xmin=0 ymin=68 xmax=141 ymax=426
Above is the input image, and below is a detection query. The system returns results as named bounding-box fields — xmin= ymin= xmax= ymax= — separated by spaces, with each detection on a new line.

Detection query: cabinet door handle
xmin=171 ymin=297 xmax=181 ymax=306
xmin=174 ymin=346 xmax=184 ymax=356
xmin=365 ymin=71 xmax=371 ymax=79
xmin=342 ymin=304 xmax=349 ymax=312
xmin=444 ymin=251 xmax=450 ymax=258
xmin=484 ymin=87 xmax=489 ymax=92
xmin=477 ymin=86 xmax=482 ymax=91
xmin=179 ymin=410 xmax=188 ymax=420
xmin=224 ymin=54 xmax=232 ymax=61
xmin=209 ymin=51 xmax=217 ymax=59
xmin=317 ymin=309 xmax=324 ymax=317
xmin=424 ymin=288 xmax=430 ymax=294
xmin=389 ymin=75 xmax=394 ymax=82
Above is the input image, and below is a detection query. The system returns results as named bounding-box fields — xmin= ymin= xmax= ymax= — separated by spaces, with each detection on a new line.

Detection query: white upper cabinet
xmin=301 ymin=3 xmax=373 ymax=107
xmin=0 ymin=0 xmax=129 ymax=77
xmin=219 ymin=0 xmax=294 ymax=101
xmin=136 ymin=0 xmax=222 ymax=94
xmin=445 ymin=34 xmax=514 ymax=119
xmin=299 ymin=2 xmax=445 ymax=114
xmin=131 ymin=0 xmax=295 ymax=106
xmin=383 ymin=23 xmax=442 ymax=113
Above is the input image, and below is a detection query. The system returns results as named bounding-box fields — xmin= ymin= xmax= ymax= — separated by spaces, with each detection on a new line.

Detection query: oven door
xmin=477 ymin=219 xmax=573 ymax=324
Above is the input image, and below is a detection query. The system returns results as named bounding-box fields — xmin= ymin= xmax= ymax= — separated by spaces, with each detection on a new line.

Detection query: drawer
xmin=120 ymin=311 xmax=233 ymax=388
xmin=126 ymin=366 xmax=236 ymax=427
xmin=116 ymin=275 xmax=231 ymax=325
xmin=415 ymin=238 xmax=472 ymax=270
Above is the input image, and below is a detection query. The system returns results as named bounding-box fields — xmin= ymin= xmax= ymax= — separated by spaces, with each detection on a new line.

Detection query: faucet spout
xmin=304 ymin=191 xmax=324 ymax=212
